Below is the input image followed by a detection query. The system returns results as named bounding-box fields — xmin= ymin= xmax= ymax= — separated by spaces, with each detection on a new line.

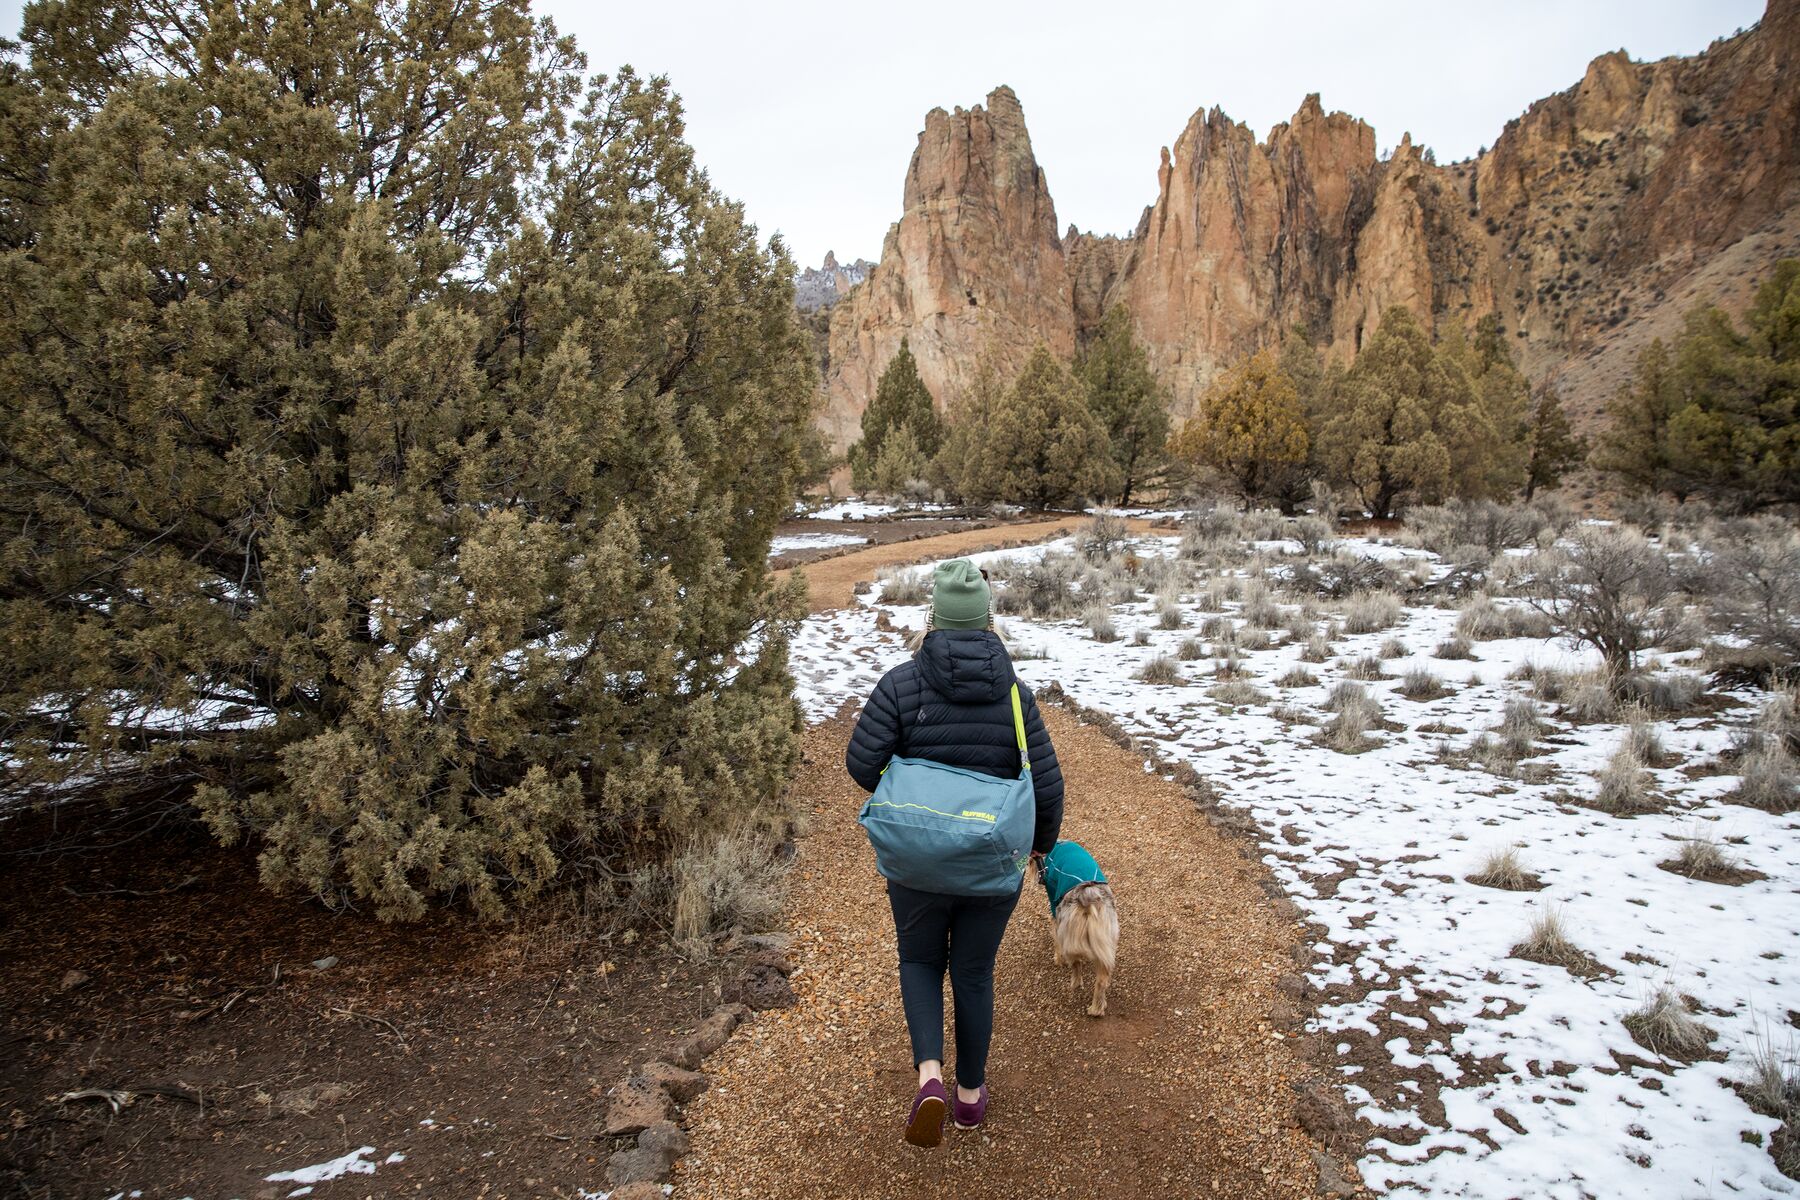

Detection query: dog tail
xmin=1054 ymin=882 xmax=1119 ymax=972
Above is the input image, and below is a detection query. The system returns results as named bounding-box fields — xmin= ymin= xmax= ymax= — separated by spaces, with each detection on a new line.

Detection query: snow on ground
xmin=788 ymin=528 xmax=1800 ymax=1199
xmin=768 ymin=531 xmax=870 ymax=556
xmin=798 ymin=499 xmax=957 ymax=521
xmin=263 ymin=1145 xmax=398 ymax=1186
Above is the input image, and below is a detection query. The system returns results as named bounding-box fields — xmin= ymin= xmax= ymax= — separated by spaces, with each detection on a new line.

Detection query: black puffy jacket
xmin=845 ymin=629 xmax=1064 ymax=854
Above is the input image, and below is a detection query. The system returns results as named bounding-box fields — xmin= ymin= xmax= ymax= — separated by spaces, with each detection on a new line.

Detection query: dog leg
xmin=1088 ymin=964 xmax=1111 ymax=1018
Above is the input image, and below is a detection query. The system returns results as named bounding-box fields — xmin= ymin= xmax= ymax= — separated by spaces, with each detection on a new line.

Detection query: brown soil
xmin=677 ymin=707 xmax=1345 ymax=1198
xmin=0 ymin=806 xmax=753 ymax=1200
xmin=779 ymin=516 xmax=1165 ymax=614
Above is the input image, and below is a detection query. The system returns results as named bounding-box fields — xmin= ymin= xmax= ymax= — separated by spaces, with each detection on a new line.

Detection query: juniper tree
xmin=850 ymin=338 xmax=941 ymax=489
xmin=1524 ymin=380 xmax=1587 ymax=500
xmin=1316 ymin=307 xmax=1453 ymax=518
xmin=0 ymin=1 xmax=814 ymax=920
xmin=1175 ymin=348 xmax=1308 ymax=508
xmin=987 ymin=345 xmax=1118 ymax=509
xmin=1077 ymin=305 xmax=1169 ymax=505
xmin=1596 ymin=338 xmax=1686 ymax=498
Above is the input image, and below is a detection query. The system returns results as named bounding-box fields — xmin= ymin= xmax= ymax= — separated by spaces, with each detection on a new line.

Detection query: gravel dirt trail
xmin=777 ymin=516 xmax=1162 ymax=613
xmin=675 ymin=529 xmax=1345 ymax=1198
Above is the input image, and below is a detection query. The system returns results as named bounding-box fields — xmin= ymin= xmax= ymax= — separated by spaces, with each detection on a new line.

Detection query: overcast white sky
xmin=2 ymin=0 xmax=1766 ymax=268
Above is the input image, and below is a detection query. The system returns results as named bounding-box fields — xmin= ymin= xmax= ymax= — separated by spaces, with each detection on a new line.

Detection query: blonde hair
xmin=907 ymin=609 xmax=1006 ymax=654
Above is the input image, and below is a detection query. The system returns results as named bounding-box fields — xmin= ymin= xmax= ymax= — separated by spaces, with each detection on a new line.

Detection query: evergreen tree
xmin=850 ymin=338 xmax=941 ymax=489
xmin=0 ymin=2 xmax=814 ymax=920
xmin=935 ymin=352 xmax=1006 ymax=503
xmin=1595 ymin=338 xmax=1685 ymax=497
xmin=987 ymin=345 xmax=1118 ymax=508
xmin=1523 ymin=381 xmax=1587 ymax=500
xmin=1175 ymin=348 xmax=1309 ymax=507
xmin=1315 ymin=307 xmax=1452 ymax=518
xmin=867 ymin=421 xmax=929 ymax=497
xmin=1664 ymin=261 xmax=1800 ymax=508
xmin=1273 ymin=324 xmax=1329 ymax=511
xmin=1077 ymin=305 xmax=1169 ymax=505
xmin=1436 ymin=320 xmax=1530 ymax=500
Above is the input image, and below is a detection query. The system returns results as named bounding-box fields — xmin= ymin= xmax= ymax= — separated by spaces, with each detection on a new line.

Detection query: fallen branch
xmin=330 ymin=1006 xmax=407 ymax=1044
xmin=62 ymin=874 xmax=198 ymax=899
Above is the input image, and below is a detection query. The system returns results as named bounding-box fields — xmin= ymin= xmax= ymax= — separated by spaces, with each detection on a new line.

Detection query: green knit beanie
xmin=930 ymin=559 xmax=991 ymax=630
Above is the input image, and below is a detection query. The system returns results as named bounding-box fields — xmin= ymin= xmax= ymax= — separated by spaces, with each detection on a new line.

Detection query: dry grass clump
xmin=1272 ymin=703 xmax=1316 ymax=726
xmin=1727 ymin=735 xmax=1799 ymax=813
xmin=1593 ymin=739 xmax=1660 ymax=815
xmin=1399 ymin=667 xmax=1449 ymax=700
xmin=1560 ymin=669 xmax=1619 ymax=721
xmin=1658 ymin=833 xmax=1764 ymax=884
xmin=1317 ymin=683 xmax=1384 ymax=753
xmin=1498 ymin=697 xmax=1546 ymax=758
xmin=1176 ymin=637 xmax=1206 ymax=661
xmin=1456 ymin=593 xmax=1558 ymax=641
xmin=1241 ymin=581 xmax=1285 ymax=630
xmin=1622 ymin=987 xmax=1717 ymax=1061
xmin=992 ymin=553 xmax=1087 ymax=619
xmin=1283 ymin=610 xmax=1318 ymax=641
xmin=1342 ymin=589 xmax=1404 ymax=635
xmin=1379 ymin=637 xmax=1409 ymax=660
xmin=1510 ymin=906 xmax=1609 ymax=977
xmin=1131 ymin=628 xmax=1151 ymax=646
xmin=1136 ymin=653 xmax=1183 ymax=685
xmin=1741 ymin=1038 xmax=1800 ymax=1178
xmin=1275 ymin=666 xmax=1319 ymax=689
xmin=670 ymin=828 xmax=790 ymax=945
xmin=1287 ymin=553 xmax=1399 ymax=598
xmin=1213 ymin=652 xmax=1248 ymax=681
xmin=1200 ymin=614 xmax=1235 ymax=640
xmin=1084 ymin=604 xmax=1119 ymax=643
xmin=1209 ymin=680 xmax=1270 ymax=706
xmin=878 ymin=567 xmax=929 ymax=605
xmin=1237 ymin=628 xmax=1275 ymax=651
xmin=1341 ymin=654 xmax=1388 ymax=681
xmin=1300 ymin=634 xmax=1333 ymax=663
xmin=1466 ymin=846 xmax=1543 ymax=891
xmin=1077 ymin=512 xmax=1131 ymax=562
xmin=1622 ymin=704 xmax=1666 ymax=765
xmin=1618 ymin=670 xmax=1707 ymax=714
xmin=1156 ymin=597 xmax=1185 ymax=630
xmin=1434 ymin=635 xmax=1477 ymax=661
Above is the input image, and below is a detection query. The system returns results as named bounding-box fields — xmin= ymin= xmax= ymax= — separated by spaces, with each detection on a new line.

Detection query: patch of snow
xmin=769 ymin=532 xmax=869 ymax=556
xmin=265 ymin=1146 xmax=380 ymax=1185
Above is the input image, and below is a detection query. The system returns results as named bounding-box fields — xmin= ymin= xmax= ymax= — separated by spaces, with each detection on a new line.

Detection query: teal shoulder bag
xmin=857 ymin=684 xmax=1034 ymax=896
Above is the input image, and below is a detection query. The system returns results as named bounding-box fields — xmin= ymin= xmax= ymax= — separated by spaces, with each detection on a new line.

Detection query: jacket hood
xmin=915 ymin=629 xmax=1016 ymax=703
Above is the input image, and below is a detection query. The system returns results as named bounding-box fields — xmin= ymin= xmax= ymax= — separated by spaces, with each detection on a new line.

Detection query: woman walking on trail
xmin=845 ymin=559 xmax=1064 ymax=1148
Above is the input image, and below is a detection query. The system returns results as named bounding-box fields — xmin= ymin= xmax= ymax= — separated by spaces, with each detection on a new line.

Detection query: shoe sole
xmin=904 ymin=1095 xmax=946 ymax=1147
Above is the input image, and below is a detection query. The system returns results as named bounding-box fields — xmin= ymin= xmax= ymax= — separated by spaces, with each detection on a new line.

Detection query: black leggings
xmin=885 ymin=879 xmax=1021 ymax=1089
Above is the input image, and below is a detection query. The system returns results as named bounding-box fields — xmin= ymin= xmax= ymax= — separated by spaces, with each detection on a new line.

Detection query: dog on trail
xmin=1037 ymin=840 xmax=1118 ymax=1017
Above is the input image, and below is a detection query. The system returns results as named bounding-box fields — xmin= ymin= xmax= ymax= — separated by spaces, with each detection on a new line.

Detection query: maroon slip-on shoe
xmin=952 ymin=1083 xmax=989 ymax=1130
xmin=904 ymin=1078 xmax=948 ymax=1148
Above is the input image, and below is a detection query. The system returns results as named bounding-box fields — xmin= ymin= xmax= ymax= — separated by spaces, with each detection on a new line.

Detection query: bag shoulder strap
xmin=1010 ymin=683 xmax=1030 ymax=774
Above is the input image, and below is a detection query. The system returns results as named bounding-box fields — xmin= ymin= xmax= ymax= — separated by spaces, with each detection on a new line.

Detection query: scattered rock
xmin=1276 ymin=972 xmax=1307 ymax=999
xmin=638 ymin=1061 xmax=708 ymax=1104
xmin=1310 ymin=1148 xmax=1356 ymax=1197
xmin=310 ymin=956 xmax=338 ymax=970
xmin=606 ymin=1122 xmax=688 ymax=1186
xmin=59 ymin=969 xmax=89 ymax=992
xmin=655 ymin=1038 xmax=704 ymax=1071
xmin=606 ymin=1145 xmax=674 ymax=1187
xmin=741 ymin=947 xmax=794 ymax=976
xmin=688 ymin=1004 xmax=751 ymax=1057
xmin=637 ymin=1120 xmax=688 ymax=1158
xmin=602 ymin=1078 xmax=673 ymax=1137
xmin=1268 ymin=999 xmax=1300 ymax=1026
xmin=723 ymin=963 xmax=796 ymax=1011
xmin=607 ymin=1184 xmax=667 ymax=1200
xmin=739 ymin=932 xmax=792 ymax=953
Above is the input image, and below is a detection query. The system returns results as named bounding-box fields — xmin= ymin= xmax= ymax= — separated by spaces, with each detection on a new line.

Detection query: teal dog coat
xmin=1039 ymin=840 xmax=1106 ymax=913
